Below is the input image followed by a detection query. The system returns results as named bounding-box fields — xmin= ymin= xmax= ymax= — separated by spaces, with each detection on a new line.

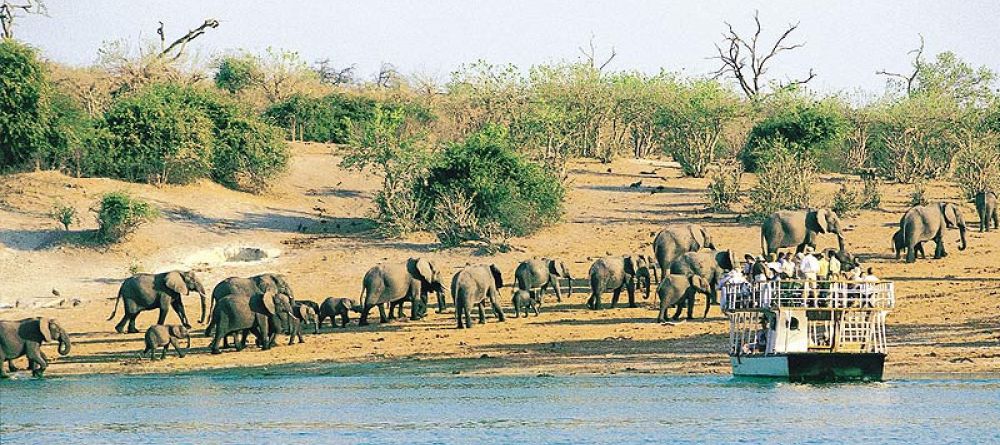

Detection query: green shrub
xmin=655 ymin=79 xmax=744 ymax=177
xmin=214 ymin=53 xmax=262 ymax=94
xmin=50 ymin=202 xmax=78 ymax=231
xmin=95 ymin=192 xmax=158 ymax=243
xmin=706 ymin=158 xmax=743 ymax=212
xmin=742 ymin=99 xmax=847 ymax=172
xmin=910 ymin=181 xmax=929 ymax=207
xmin=862 ymin=174 xmax=882 ymax=209
xmin=747 ymin=138 xmax=815 ymax=219
xmin=953 ymin=131 xmax=1000 ymax=199
xmin=417 ymin=125 xmax=564 ymax=237
xmin=831 ymin=183 xmax=862 ymax=217
xmin=0 ymin=39 xmax=51 ymax=171
xmin=264 ymin=93 xmax=378 ymax=143
xmin=869 ymin=94 xmax=969 ymax=183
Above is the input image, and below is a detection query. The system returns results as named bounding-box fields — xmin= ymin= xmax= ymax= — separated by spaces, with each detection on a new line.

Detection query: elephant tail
xmin=107 ymin=286 xmax=124 ymax=321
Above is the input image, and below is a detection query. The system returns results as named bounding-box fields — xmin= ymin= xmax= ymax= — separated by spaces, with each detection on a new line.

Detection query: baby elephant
xmin=318 ymin=297 xmax=359 ymax=328
xmin=511 ymin=289 xmax=540 ymax=318
xmin=141 ymin=324 xmax=190 ymax=360
xmin=656 ymin=275 xmax=711 ymax=323
xmin=292 ymin=302 xmax=319 ymax=335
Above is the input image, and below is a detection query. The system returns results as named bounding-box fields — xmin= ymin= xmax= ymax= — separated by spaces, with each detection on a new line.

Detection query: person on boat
xmin=742 ymin=254 xmax=755 ymax=277
xmin=718 ymin=268 xmax=748 ymax=310
xmin=754 ymin=316 xmax=769 ymax=353
xmin=799 ymin=249 xmax=820 ymax=306
xmin=779 ymin=252 xmax=795 ymax=279
xmin=861 ymin=267 xmax=880 ymax=307
xmin=766 ymin=253 xmax=782 ymax=279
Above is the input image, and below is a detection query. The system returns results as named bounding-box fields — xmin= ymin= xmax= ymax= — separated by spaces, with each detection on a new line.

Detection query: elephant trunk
xmin=57 ymin=331 xmax=71 ymax=355
xmin=185 ymin=333 xmax=192 ymax=350
xmin=958 ymin=224 xmax=967 ymax=251
xmin=198 ymin=292 xmax=207 ymax=324
xmin=836 ymin=234 xmax=846 ymax=253
xmin=566 ymin=274 xmax=574 ymax=298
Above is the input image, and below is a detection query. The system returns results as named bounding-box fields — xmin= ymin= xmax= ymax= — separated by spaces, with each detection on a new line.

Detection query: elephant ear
xmin=37 ymin=318 xmax=54 ymax=342
xmin=490 ymin=264 xmax=504 ymax=289
xmin=721 ymin=250 xmax=737 ymax=271
xmin=814 ymin=209 xmax=829 ymax=234
xmin=261 ymin=290 xmax=277 ymax=315
xmin=169 ymin=325 xmax=184 ymax=339
xmin=624 ymin=256 xmax=637 ymax=275
xmin=941 ymin=203 xmax=958 ymax=227
xmin=415 ymin=258 xmax=434 ymax=284
xmin=547 ymin=260 xmax=561 ymax=276
xmin=164 ymin=271 xmax=188 ymax=295
xmin=701 ymin=227 xmax=715 ymax=249
xmin=689 ymin=275 xmax=710 ymax=293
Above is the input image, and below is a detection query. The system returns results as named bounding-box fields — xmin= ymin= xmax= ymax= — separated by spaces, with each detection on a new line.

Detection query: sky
xmin=15 ymin=0 xmax=1000 ymax=95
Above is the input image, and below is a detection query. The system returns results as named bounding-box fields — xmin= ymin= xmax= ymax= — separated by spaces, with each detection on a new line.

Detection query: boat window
xmin=789 ymin=317 xmax=800 ymax=330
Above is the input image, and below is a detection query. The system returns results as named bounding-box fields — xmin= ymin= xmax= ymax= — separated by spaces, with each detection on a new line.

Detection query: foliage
xmin=911 ymin=52 xmax=996 ymax=107
xmin=909 ymin=181 xmax=929 ymax=207
xmin=831 ymin=183 xmax=862 ymax=217
xmin=264 ymin=93 xmax=378 ymax=143
xmin=861 ymin=174 xmax=881 ymax=209
xmin=214 ymin=53 xmax=262 ymax=94
xmin=869 ymin=94 xmax=971 ymax=183
xmin=0 ymin=39 xmax=50 ymax=171
xmin=656 ymin=79 xmax=745 ymax=177
xmin=417 ymin=125 xmax=564 ymax=237
xmin=953 ymin=130 xmax=1000 ymax=199
xmin=706 ymin=158 xmax=744 ymax=212
xmin=50 ymin=201 xmax=78 ymax=231
xmin=94 ymin=192 xmax=158 ymax=243
xmin=747 ymin=138 xmax=815 ymax=219
xmin=743 ymin=96 xmax=848 ymax=172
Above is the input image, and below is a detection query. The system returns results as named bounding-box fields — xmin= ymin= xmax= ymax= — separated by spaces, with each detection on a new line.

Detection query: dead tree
xmin=314 ymin=58 xmax=356 ymax=85
xmin=156 ymin=18 xmax=219 ymax=61
xmin=0 ymin=0 xmax=46 ymax=39
xmin=711 ymin=10 xmax=815 ymax=99
xmin=876 ymin=34 xmax=925 ymax=96
xmin=375 ymin=62 xmax=398 ymax=88
xmin=578 ymin=34 xmax=616 ymax=71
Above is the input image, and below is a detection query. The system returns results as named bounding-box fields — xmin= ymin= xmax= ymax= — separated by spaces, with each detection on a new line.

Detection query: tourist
xmin=799 ymin=248 xmax=820 ymax=306
xmin=742 ymin=254 xmax=755 ymax=277
xmin=718 ymin=268 xmax=748 ymax=310
xmin=767 ymin=253 xmax=782 ymax=279
xmin=780 ymin=253 xmax=796 ymax=279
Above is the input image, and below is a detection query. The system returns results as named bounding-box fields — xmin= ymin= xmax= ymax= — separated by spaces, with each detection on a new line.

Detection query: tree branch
xmin=158 ymin=18 xmax=219 ymax=61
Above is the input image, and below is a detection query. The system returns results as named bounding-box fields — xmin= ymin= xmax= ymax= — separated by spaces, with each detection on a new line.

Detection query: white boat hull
xmin=731 ymin=356 xmax=789 ymax=377
xmin=730 ymin=353 xmax=886 ymax=381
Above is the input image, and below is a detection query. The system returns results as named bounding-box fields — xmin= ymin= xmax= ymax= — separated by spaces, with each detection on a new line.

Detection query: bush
xmin=0 ymin=39 xmax=52 ymax=171
xmin=94 ymin=192 xmax=158 ymax=243
xmin=706 ymin=158 xmax=743 ymax=212
xmin=861 ymin=174 xmax=882 ymax=209
xmin=742 ymin=98 xmax=847 ymax=172
xmin=747 ymin=138 xmax=815 ymax=219
xmin=953 ymin=131 xmax=1000 ymax=199
xmin=417 ymin=125 xmax=564 ymax=237
xmin=910 ymin=181 xmax=929 ymax=207
xmin=214 ymin=54 xmax=262 ymax=94
xmin=264 ymin=93 xmax=378 ymax=143
xmin=869 ymin=94 xmax=969 ymax=183
xmin=656 ymin=79 xmax=744 ymax=177
xmin=831 ymin=183 xmax=862 ymax=217
xmin=50 ymin=202 xmax=78 ymax=231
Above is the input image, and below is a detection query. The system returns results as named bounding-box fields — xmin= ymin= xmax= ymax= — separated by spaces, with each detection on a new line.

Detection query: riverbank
xmin=1 ymin=142 xmax=998 ymax=378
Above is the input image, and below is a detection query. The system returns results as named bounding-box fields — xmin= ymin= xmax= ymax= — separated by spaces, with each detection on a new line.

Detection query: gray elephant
xmin=514 ymin=258 xmax=574 ymax=304
xmin=318 ymin=297 xmax=360 ymax=328
xmin=0 ymin=317 xmax=71 ymax=378
xmin=975 ymin=190 xmax=998 ymax=232
xmin=900 ymin=202 xmax=968 ymax=263
xmin=452 ymin=264 xmax=506 ymax=329
xmin=108 ymin=270 xmax=207 ymax=334
xmin=359 ymin=258 xmax=446 ymax=326
xmin=209 ymin=273 xmax=295 ymax=320
xmin=140 ymin=324 xmax=190 ymax=360
xmin=511 ymin=289 xmax=540 ymax=318
xmin=292 ymin=302 xmax=319 ymax=334
xmin=652 ymin=224 xmax=715 ymax=273
xmin=656 ymin=274 xmax=711 ymax=322
xmin=761 ymin=209 xmax=846 ymax=255
xmin=586 ymin=255 xmax=654 ymax=310
xmin=892 ymin=228 xmax=925 ymax=260
xmin=208 ymin=290 xmax=294 ymax=353
xmin=668 ymin=250 xmax=736 ymax=318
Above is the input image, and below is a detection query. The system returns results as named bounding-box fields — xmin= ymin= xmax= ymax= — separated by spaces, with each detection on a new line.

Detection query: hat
xmin=744 ymin=253 xmax=754 ymax=260
xmin=803 ymin=246 xmax=814 ymax=253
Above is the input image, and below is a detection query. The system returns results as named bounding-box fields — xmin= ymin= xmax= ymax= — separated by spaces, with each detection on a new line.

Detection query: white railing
xmin=721 ymin=280 xmax=895 ymax=312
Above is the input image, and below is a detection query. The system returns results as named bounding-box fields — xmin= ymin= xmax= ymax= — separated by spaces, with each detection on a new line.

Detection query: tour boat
xmin=721 ymin=280 xmax=894 ymax=382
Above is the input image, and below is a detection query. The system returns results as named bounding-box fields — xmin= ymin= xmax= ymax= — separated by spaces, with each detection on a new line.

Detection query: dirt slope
xmin=0 ymin=142 xmax=997 ymax=377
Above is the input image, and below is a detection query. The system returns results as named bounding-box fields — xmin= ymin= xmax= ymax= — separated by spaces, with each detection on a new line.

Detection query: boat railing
xmin=720 ymin=280 xmax=895 ymax=312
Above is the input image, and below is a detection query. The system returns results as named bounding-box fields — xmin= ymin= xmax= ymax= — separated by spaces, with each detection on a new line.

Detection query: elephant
xmin=318 ymin=297 xmax=360 ymax=328
xmin=668 ymin=249 xmax=737 ymax=318
xmin=292 ymin=302 xmax=319 ymax=335
xmin=140 ymin=324 xmax=190 ymax=360
xmin=656 ymin=274 xmax=711 ymax=323
xmin=511 ymin=289 xmax=540 ymax=318
xmin=207 ymin=290 xmax=295 ymax=354
xmin=586 ymin=255 xmax=654 ymax=310
xmin=652 ymin=224 xmax=715 ymax=273
xmin=975 ymin=190 xmax=998 ymax=232
xmin=108 ymin=270 xmax=207 ymax=334
xmin=0 ymin=317 xmax=71 ymax=378
xmin=761 ymin=209 xmax=846 ymax=255
xmin=452 ymin=264 xmax=506 ymax=329
xmin=209 ymin=273 xmax=295 ymax=322
xmin=514 ymin=258 xmax=574 ymax=304
xmin=892 ymin=229 xmax=926 ymax=260
xmin=358 ymin=258 xmax=446 ymax=326
xmin=900 ymin=202 xmax=968 ymax=263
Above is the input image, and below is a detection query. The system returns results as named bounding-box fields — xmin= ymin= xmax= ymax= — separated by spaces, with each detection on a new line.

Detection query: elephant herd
xmin=1 ymin=196 xmax=995 ymax=378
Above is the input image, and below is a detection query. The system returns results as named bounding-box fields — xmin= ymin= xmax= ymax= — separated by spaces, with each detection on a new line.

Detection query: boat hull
xmin=731 ymin=353 xmax=885 ymax=382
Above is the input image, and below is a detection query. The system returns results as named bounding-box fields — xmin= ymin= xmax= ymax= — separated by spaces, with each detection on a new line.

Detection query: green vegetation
xmin=94 ymin=192 xmax=158 ymax=243
xmin=0 ymin=39 xmax=51 ymax=171
xmin=50 ymin=202 xmax=78 ymax=231
xmin=747 ymin=139 xmax=816 ymax=219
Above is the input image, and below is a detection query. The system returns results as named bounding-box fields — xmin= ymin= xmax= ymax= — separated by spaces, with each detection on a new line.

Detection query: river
xmin=2 ymin=369 xmax=997 ymax=444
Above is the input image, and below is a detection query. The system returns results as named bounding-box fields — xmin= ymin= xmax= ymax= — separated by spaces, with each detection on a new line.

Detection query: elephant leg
xmin=687 ymin=292 xmax=696 ymax=320
xmin=610 ymin=288 xmax=622 ymax=310
xmin=551 ymin=280 xmax=563 ymax=303
xmin=626 ymin=282 xmax=637 ymax=308
xmin=171 ymin=297 xmax=191 ymax=329
xmin=237 ymin=330 xmax=249 ymax=351
xmin=532 ymin=301 xmax=539 ymax=316
xmin=477 ymin=302 xmax=486 ymax=324
xmin=159 ymin=345 xmax=168 ymax=360
xmin=386 ymin=301 xmax=397 ymax=320
xmin=358 ymin=304 xmax=372 ymax=326
xmin=703 ymin=291 xmax=712 ymax=319
xmin=377 ymin=304 xmax=388 ymax=323
xmin=671 ymin=301 xmax=684 ymax=321
xmin=489 ymin=292 xmax=505 ymax=322
xmin=933 ymin=236 xmax=946 ymax=259
xmin=126 ymin=312 xmax=142 ymax=334
xmin=0 ymin=349 xmax=7 ymax=378
xmin=210 ymin=330 xmax=223 ymax=354
xmin=340 ymin=311 xmax=350 ymax=328
xmin=657 ymin=296 xmax=669 ymax=323
xmin=463 ymin=303 xmax=473 ymax=329
xmin=25 ymin=343 xmax=47 ymax=377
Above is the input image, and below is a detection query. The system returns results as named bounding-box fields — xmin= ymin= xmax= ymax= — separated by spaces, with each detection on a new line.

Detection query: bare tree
xmin=314 ymin=58 xmax=356 ymax=85
xmin=375 ymin=62 xmax=399 ymax=88
xmin=578 ymin=34 xmax=616 ymax=71
xmin=156 ymin=18 xmax=219 ymax=61
xmin=0 ymin=0 xmax=46 ymax=39
xmin=711 ymin=10 xmax=815 ymax=99
xmin=876 ymin=34 xmax=925 ymax=96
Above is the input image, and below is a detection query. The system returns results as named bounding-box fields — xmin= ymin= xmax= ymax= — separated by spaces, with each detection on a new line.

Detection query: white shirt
xmin=800 ymin=255 xmax=820 ymax=275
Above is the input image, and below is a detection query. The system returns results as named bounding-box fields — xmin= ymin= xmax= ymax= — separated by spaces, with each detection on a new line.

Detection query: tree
xmin=214 ymin=53 xmax=262 ymax=94
xmin=0 ymin=0 xmax=46 ymax=39
xmin=878 ymin=36 xmax=996 ymax=106
xmin=711 ymin=10 xmax=815 ymax=100
xmin=314 ymin=58 xmax=356 ymax=85
xmin=655 ymin=79 xmax=745 ymax=177
xmin=0 ymin=38 xmax=50 ymax=170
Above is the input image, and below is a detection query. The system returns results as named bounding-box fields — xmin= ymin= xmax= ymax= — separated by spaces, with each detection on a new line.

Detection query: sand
xmin=0 ymin=142 xmax=997 ymax=377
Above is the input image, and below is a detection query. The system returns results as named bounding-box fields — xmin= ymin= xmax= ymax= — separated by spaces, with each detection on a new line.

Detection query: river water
xmin=1 ymin=368 xmax=997 ymax=444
